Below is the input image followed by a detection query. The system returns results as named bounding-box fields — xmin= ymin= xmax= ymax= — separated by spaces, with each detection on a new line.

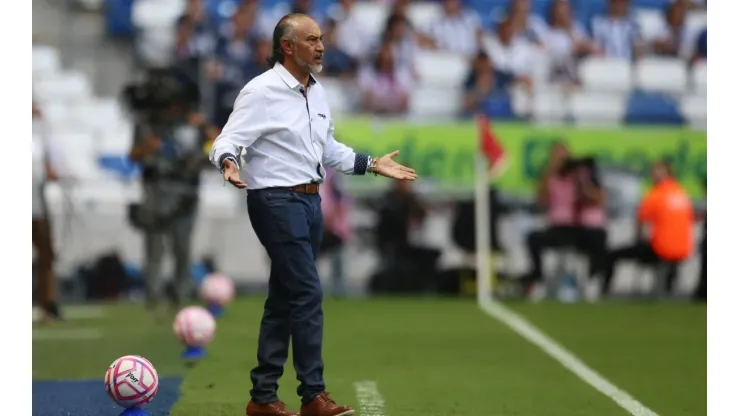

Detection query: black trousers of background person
xmin=246 ymin=188 xmax=326 ymax=405
xmin=603 ymin=241 xmax=679 ymax=295
xmin=693 ymin=234 xmax=707 ymax=300
xmin=525 ymin=226 xmax=607 ymax=282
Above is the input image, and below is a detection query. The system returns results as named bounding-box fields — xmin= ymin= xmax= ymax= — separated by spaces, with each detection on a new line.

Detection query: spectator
xmin=172 ymin=0 xmax=215 ymax=84
xmin=542 ymin=0 xmax=595 ymax=86
xmin=483 ymin=17 xmax=535 ymax=91
xmin=242 ymin=36 xmax=272 ymax=82
xmin=377 ymin=14 xmax=418 ymax=76
xmin=507 ymin=0 xmax=549 ymax=45
xmin=425 ymin=0 xmax=484 ymax=57
xmin=32 ymin=104 xmax=63 ymax=321
xmin=208 ymin=5 xmax=258 ymax=127
xmin=591 ymin=0 xmax=643 ymax=61
xmin=602 ymin=160 xmax=694 ymax=296
xmin=520 ymin=142 xmax=607 ymax=298
xmin=358 ymin=41 xmax=414 ymax=115
xmin=320 ymin=18 xmax=358 ymax=78
xmin=690 ymin=27 xmax=707 ymax=65
xmin=462 ymin=51 xmax=510 ymax=113
xmin=327 ymin=0 xmax=374 ymax=61
xmin=653 ymin=0 xmax=693 ymax=58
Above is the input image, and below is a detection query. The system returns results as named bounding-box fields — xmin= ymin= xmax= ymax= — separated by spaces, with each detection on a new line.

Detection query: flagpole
xmin=475 ymin=155 xmax=491 ymax=304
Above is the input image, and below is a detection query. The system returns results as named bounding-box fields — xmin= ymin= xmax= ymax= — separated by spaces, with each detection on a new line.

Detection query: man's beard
xmin=296 ymin=55 xmax=323 ymax=74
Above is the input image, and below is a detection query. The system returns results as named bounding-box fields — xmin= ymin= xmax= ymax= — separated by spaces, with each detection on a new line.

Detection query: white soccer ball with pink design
xmin=199 ymin=273 xmax=235 ymax=306
xmin=173 ymin=306 xmax=216 ymax=346
xmin=104 ymin=355 xmax=159 ymax=408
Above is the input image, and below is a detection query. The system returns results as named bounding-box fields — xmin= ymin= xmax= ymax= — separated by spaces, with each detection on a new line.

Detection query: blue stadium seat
xmin=481 ymin=92 xmax=515 ymax=120
xmin=104 ymin=0 xmax=136 ymax=38
xmin=631 ymin=0 xmax=671 ymax=10
xmin=624 ymin=91 xmax=684 ymax=125
xmin=98 ymin=155 xmax=141 ymax=180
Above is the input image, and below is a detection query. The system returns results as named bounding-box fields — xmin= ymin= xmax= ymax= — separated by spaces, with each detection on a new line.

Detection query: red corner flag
xmin=476 ymin=114 xmax=507 ymax=178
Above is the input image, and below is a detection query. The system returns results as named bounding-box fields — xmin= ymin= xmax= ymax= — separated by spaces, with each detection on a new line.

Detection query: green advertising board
xmin=334 ymin=118 xmax=707 ymax=199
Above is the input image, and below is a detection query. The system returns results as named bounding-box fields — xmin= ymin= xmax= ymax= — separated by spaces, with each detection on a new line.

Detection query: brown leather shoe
xmin=246 ymin=400 xmax=299 ymax=416
xmin=300 ymin=392 xmax=354 ymax=416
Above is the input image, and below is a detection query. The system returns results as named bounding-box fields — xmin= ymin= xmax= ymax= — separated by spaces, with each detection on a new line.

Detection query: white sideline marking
xmin=32 ymin=328 xmax=103 ymax=341
xmin=353 ymin=380 xmax=387 ymax=416
xmin=479 ymin=299 xmax=659 ymax=416
xmin=32 ymin=305 xmax=107 ymax=322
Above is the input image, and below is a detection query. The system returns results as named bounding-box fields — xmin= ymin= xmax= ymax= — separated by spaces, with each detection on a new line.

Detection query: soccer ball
xmin=173 ymin=306 xmax=216 ymax=346
xmin=104 ymin=355 xmax=159 ymax=408
xmin=199 ymin=273 xmax=235 ymax=306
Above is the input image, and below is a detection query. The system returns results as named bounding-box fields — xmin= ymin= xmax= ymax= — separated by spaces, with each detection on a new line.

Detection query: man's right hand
xmin=222 ymin=158 xmax=247 ymax=189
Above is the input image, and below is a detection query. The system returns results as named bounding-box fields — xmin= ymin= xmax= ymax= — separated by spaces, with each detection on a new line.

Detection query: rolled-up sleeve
xmin=322 ymin=120 xmax=371 ymax=175
xmin=209 ymin=86 xmax=268 ymax=170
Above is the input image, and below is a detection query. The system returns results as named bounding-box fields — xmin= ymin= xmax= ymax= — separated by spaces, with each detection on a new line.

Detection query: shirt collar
xmin=272 ymin=62 xmax=317 ymax=92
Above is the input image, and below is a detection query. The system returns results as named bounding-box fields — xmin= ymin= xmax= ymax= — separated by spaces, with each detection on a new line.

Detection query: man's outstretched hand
xmin=222 ymin=159 xmax=247 ymax=189
xmin=373 ymin=151 xmax=417 ymax=181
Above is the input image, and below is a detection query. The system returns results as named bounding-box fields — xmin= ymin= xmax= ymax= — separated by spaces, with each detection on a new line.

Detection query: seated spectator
xmin=603 ymin=161 xmax=694 ymax=296
xmin=542 ymin=0 xmax=595 ymax=86
xmin=483 ymin=17 xmax=535 ymax=91
xmin=357 ymin=41 xmax=414 ymax=115
xmin=690 ymin=27 xmax=707 ymax=65
xmin=375 ymin=14 xmax=418 ymax=76
xmin=208 ymin=6 xmax=258 ymax=127
xmin=653 ymin=0 xmax=693 ymax=58
xmin=424 ymin=0 xmax=483 ymax=57
xmin=520 ymin=142 xmax=608 ymax=297
xmin=243 ymin=36 xmax=271 ymax=81
xmin=320 ymin=17 xmax=358 ymax=78
xmin=507 ymin=0 xmax=549 ymax=45
xmin=591 ymin=0 xmax=643 ymax=61
xmin=173 ymin=0 xmax=215 ymax=83
xmin=326 ymin=0 xmax=374 ymax=62
xmin=462 ymin=51 xmax=512 ymax=114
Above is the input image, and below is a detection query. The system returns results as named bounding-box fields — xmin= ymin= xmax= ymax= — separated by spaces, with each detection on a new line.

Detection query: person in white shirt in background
xmin=507 ymin=0 xmax=550 ymax=46
xmin=484 ymin=17 xmax=536 ymax=92
xmin=357 ymin=40 xmax=414 ymax=115
xmin=210 ymin=13 xmax=416 ymax=416
xmin=541 ymin=0 xmax=597 ymax=87
xmin=32 ymin=104 xmax=64 ymax=322
xmin=652 ymin=0 xmax=693 ymax=59
xmin=591 ymin=0 xmax=644 ymax=61
xmin=326 ymin=0 xmax=373 ymax=62
xmin=425 ymin=0 xmax=484 ymax=58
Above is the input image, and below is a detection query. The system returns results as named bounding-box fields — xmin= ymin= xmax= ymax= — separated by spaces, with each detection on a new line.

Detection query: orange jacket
xmin=638 ymin=179 xmax=694 ymax=261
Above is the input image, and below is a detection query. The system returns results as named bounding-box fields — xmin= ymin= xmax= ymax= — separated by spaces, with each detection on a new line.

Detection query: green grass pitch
xmin=32 ymin=298 xmax=706 ymax=415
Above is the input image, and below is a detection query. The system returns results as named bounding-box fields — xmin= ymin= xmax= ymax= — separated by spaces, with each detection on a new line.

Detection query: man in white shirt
xmin=210 ymin=13 xmax=416 ymax=416
xmin=425 ymin=0 xmax=484 ymax=57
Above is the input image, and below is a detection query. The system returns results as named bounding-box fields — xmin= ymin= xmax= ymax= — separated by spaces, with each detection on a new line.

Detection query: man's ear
xmin=281 ymin=38 xmax=293 ymax=57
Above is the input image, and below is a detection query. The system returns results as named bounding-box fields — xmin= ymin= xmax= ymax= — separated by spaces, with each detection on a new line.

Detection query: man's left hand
xmin=373 ymin=151 xmax=417 ymax=181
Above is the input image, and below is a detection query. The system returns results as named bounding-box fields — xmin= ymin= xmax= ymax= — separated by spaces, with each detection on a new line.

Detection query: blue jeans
xmin=246 ymin=188 xmax=325 ymax=404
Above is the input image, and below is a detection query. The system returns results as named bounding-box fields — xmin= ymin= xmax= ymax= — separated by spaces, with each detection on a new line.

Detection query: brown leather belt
xmin=287 ymin=183 xmax=320 ymax=195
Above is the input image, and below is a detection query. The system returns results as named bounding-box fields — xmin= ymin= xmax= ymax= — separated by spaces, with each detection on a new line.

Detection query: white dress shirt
xmin=209 ymin=63 xmax=370 ymax=190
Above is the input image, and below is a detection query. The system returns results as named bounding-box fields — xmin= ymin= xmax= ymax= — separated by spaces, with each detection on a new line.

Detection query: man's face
xmin=284 ymin=17 xmax=324 ymax=74
xmin=651 ymin=163 xmax=669 ymax=184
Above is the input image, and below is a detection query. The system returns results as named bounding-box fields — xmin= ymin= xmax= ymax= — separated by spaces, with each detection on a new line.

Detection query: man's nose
xmin=316 ymin=41 xmax=324 ymax=52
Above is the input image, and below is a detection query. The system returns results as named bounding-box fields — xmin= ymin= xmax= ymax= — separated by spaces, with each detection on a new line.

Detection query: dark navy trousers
xmin=246 ymin=188 xmax=325 ymax=404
